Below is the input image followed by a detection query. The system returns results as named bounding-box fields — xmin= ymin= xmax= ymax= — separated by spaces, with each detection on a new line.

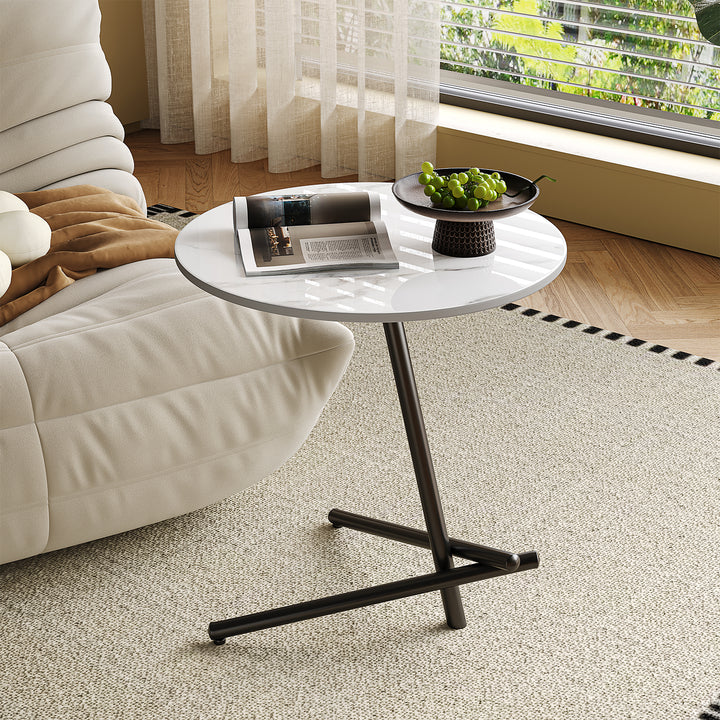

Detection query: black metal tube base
xmin=208 ymin=551 xmax=538 ymax=644
xmin=207 ymin=320 xmax=537 ymax=646
xmin=328 ymin=509 xmax=524 ymax=571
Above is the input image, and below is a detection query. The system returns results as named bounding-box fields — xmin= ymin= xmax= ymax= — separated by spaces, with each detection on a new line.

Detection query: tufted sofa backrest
xmin=0 ymin=0 xmax=146 ymax=210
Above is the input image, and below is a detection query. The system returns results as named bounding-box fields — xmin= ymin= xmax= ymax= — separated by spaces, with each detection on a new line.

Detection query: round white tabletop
xmin=174 ymin=182 xmax=567 ymax=323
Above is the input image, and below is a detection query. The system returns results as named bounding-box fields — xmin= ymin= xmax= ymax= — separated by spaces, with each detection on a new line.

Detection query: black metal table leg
xmin=382 ymin=321 xmax=466 ymax=629
xmin=208 ymin=553 xmax=538 ymax=642
xmin=327 ymin=509 xmax=521 ymax=571
xmin=207 ymin=321 xmax=538 ymax=644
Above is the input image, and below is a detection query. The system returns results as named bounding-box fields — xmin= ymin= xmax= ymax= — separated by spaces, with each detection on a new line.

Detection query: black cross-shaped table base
xmin=208 ymin=322 xmax=538 ymax=644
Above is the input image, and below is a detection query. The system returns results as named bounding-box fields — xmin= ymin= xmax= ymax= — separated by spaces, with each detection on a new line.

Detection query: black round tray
xmin=392 ymin=167 xmax=539 ymax=222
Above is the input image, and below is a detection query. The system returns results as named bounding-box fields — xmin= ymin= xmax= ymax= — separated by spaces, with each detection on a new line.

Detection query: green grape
xmin=473 ymin=185 xmax=490 ymax=200
xmin=414 ymin=163 xmax=508 ymax=210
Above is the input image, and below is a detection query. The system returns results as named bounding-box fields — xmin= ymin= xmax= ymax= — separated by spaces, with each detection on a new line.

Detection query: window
xmin=440 ymin=0 xmax=720 ymax=156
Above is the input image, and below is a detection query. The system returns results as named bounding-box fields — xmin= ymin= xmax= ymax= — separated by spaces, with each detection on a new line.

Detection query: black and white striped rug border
xmin=501 ymin=303 xmax=720 ymax=372
xmin=147 ymin=203 xmax=197 ymax=219
xmin=150 ymin=204 xmax=718 ymax=374
xmin=698 ymin=693 xmax=720 ymax=720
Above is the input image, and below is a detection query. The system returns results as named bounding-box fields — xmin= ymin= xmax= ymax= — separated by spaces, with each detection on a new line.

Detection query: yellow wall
xmin=438 ymin=109 xmax=720 ymax=257
xmin=99 ymin=0 xmax=148 ymax=127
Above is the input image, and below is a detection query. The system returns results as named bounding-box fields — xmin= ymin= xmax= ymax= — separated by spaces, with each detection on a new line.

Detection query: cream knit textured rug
xmin=2 ymin=213 xmax=719 ymax=719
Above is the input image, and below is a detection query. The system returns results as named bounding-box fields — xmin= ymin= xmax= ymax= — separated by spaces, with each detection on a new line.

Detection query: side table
xmin=174 ymin=182 xmax=567 ymax=643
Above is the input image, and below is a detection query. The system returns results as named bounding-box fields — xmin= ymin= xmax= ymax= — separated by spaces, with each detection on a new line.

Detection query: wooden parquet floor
xmin=127 ymin=130 xmax=720 ymax=361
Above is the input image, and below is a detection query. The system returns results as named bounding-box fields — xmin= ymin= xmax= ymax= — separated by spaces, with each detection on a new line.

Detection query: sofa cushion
xmin=0 ymin=0 xmax=110 ymax=132
xmin=0 ymin=341 xmax=49 ymax=563
xmin=0 ymin=102 xmax=124 ymax=176
xmin=40 ymin=171 xmax=147 ymax=215
xmin=0 ymin=258 xmax=354 ymax=561
xmin=0 ymin=137 xmax=135 ymax=196
xmin=0 ymin=0 xmax=142 ymax=209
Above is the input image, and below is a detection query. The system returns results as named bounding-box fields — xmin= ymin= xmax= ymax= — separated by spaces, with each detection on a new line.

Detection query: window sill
xmin=437 ymin=104 xmax=720 ymax=257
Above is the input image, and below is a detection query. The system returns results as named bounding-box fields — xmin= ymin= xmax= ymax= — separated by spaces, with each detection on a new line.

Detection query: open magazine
xmin=233 ymin=191 xmax=398 ymax=276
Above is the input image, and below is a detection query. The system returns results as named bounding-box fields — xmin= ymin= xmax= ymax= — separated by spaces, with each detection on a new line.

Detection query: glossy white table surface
xmin=175 ymin=182 xmax=567 ymax=323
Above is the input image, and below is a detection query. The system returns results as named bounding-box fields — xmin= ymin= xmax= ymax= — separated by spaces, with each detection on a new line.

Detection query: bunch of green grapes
xmin=417 ymin=162 xmax=507 ymax=211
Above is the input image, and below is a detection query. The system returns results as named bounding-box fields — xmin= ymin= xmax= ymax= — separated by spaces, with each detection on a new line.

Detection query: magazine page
xmin=234 ymin=191 xmax=397 ymax=276
xmin=234 ymin=191 xmax=381 ymax=232
xmin=236 ymin=220 xmax=396 ymax=276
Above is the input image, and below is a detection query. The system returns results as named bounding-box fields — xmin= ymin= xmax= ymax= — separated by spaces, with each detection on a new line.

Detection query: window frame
xmin=440 ymin=72 xmax=720 ymax=158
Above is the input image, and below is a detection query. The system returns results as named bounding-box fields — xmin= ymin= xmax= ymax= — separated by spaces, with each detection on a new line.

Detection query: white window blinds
xmin=440 ymin=0 xmax=720 ymax=119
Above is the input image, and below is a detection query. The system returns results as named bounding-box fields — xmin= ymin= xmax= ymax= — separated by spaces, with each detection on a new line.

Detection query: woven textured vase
xmin=431 ymin=219 xmax=496 ymax=257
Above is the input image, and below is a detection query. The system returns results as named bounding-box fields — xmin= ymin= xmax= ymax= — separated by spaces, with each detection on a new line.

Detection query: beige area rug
xmin=2 ymin=211 xmax=720 ymax=720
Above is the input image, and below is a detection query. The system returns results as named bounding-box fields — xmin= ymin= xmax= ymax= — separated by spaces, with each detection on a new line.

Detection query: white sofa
xmin=0 ymin=0 xmax=355 ymax=564
xmin=0 ymin=0 xmax=146 ymax=211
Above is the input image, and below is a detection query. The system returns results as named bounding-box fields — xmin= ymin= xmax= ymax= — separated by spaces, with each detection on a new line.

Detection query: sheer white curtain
xmin=142 ymin=0 xmax=441 ymax=181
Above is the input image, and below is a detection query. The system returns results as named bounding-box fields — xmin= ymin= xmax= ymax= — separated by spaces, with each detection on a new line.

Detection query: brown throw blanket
xmin=0 ymin=185 xmax=177 ymax=327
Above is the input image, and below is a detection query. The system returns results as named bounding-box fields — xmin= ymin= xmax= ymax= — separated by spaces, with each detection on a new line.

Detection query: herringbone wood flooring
xmin=127 ymin=130 xmax=720 ymax=361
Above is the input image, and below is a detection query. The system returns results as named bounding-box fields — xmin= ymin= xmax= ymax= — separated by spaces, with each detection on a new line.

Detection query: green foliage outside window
xmin=441 ymin=0 xmax=720 ymax=120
